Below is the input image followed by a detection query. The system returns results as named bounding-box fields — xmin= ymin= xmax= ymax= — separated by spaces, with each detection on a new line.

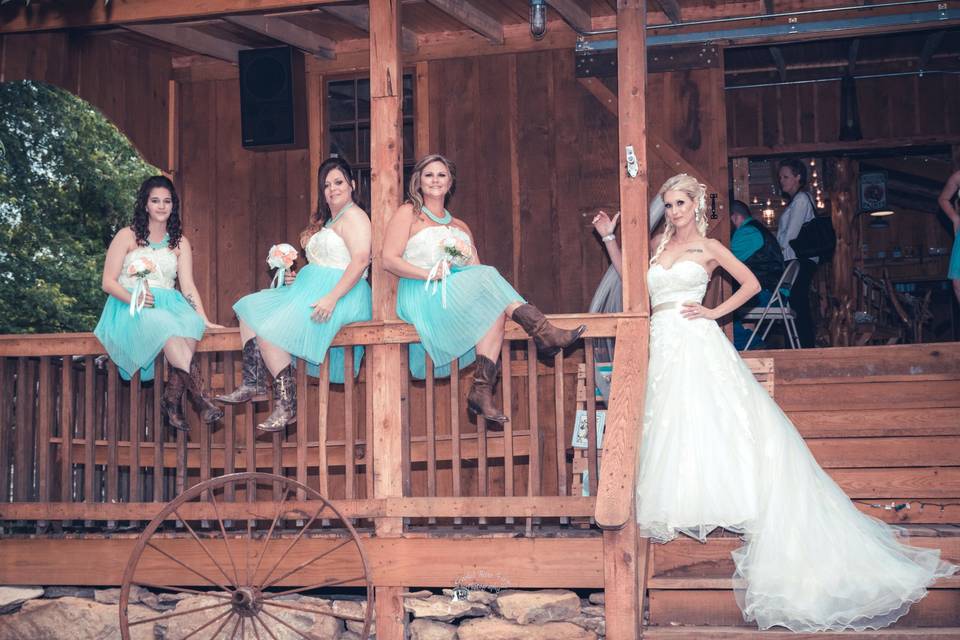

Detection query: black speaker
xmin=238 ymin=46 xmax=307 ymax=150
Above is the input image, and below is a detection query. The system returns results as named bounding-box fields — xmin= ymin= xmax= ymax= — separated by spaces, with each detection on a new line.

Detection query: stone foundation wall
xmin=0 ymin=585 xmax=606 ymax=639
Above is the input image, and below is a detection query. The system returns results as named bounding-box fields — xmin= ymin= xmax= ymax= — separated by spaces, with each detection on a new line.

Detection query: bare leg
xmin=259 ymin=337 xmax=293 ymax=377
xmin=239 ymin=319 xmax=256 ymax=346
xmin=163 ymin=336 xmax=196 ymax=371
xmin=475 ymin=313 xmax=506 ymax=361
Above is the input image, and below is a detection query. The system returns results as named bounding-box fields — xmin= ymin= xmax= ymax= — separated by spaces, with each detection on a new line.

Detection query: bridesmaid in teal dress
xmin=218 ymin=156 xmax=372 ymax=432
xmin=382 ymin=154 xmax=585 ymax=424
xmin=94 ymin=175 xmax=223 ymax=432
xmin=938 ymin=169 xmax=960 ymax=307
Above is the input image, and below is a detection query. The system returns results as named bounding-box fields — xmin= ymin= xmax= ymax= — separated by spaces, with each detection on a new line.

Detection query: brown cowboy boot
xmin=258 ymin=365 xmax=297 ymax=432
xmin=216 ymin=339 xmax=267 ymax=404
xmin=511 ymin=303 xmax=586 ymax=357
xmin=466 ymin=355 xmax=508 ymax=426
xmin=161 ymin=366 xmax=189 ymax=432
xmin=186 ymin=355 xmax=224 ymax=424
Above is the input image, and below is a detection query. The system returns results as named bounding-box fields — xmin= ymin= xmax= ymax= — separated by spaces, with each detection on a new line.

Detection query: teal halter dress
xmin=93 ymin=235 xmax=205 ymax=381
xmin=397 ymin=216 xmax=524 ymax=380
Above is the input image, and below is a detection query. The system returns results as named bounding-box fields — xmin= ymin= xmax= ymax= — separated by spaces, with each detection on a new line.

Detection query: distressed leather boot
xmin=161 ymin=367 xmax=189 ymax=432
xmin=466 ymin=355 xmax=508 ymax=426
xmin=216 ymin=339 xmax=267 ymax=404
xmin=186 ymin=355 xmax=224 ymax=424
xmin=258 ymin=365 xmax=297 ymax=432
xmin=511 ymin=303 xmax=586 ymax=357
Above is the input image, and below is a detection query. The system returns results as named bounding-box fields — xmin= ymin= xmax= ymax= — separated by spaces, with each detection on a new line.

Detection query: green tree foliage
xmin=0 ymin=80 xmax=157 ymax=333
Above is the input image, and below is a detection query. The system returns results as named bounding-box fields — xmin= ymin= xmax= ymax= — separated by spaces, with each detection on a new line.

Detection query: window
xmin=326 ymin=75 xmax=415 ymax=206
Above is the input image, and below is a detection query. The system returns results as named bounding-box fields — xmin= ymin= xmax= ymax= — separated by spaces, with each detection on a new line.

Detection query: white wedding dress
xmin=636 ymin=259 xmax=956 ymax=632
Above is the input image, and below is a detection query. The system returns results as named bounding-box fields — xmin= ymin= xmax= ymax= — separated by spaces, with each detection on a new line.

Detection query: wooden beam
xmin=652 ymin=0 xmax=682 ymax=23
xmin=0 ymin=0 xmax=345 ymax=34
xmin=729 ymin=133 xmax=960 ymax=159
xmin=848 ymin=37 xmax=860 ymax=74
xmin=547 ymin=0 xmax=592 ymax=33
xmin=578 ymin=77 xmax=618 ymax=114
xmin=222 ymin=14 xmax=335 ymax=59
xmin=919 ymin=29 xmax=946 ymax=71
xmin=323 ymin=5 xmax=418 ymax=53
xmin=124 ymin=24 xmax=247 ymax=63
xmin=423 ymin=0 xmax=503 ymax=44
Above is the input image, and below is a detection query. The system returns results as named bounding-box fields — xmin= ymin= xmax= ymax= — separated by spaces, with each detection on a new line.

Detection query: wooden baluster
xmin=14 ymin=358 xmax=31 ymax=504
xmin=450 ymin=357 xmax=461 ymax=526
xmin=344 ymin=347 xmax=356 ymax=502
xmin=222 ymin=351 xmax=236 ymax=508
xmin=500 ymin=342 xmax=514 ymax=525
xmin=198 ymin=354 xmax=212 ymax=527
xmin=152 ymin=354 xmax=164 ymax=503
xmin=425 ymin=353 xmax=436 ymax=525
xmin=400 ymin=347 xmax=410 ymax=502
xmin=316 ymin=358 xmax=330 ymax=526
xmin=554 ymin=350 xmax=567 ymax=525
xmin=37 ymin=357 xmax=52 ymax=530
xmin=129 ymin=370 xmax=142 ymax=509
xmin=526 ymin=341 xmax=540 ymax=535
xmin=83 ymin=356 xmax=96 ymax=523
xmin=585 ymin=342 xmax=598 ymax=499
xmin=60 ymin=356 xmax=74 ymax=515
xmin=0 ymin=359 xmax=10 ymax=507
xmin=106 ymin=362 xmax=119 ymax=529
xmin=296 ymin=358 xmax=308 ymax=504
xmin=477 ymin=361 xmax=488 ymax=526
xmin=366 ymin=352 xmax=377 ymax=501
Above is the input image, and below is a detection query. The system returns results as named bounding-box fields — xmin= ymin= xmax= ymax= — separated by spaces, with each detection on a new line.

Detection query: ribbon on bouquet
xmin=424 ymin=258 xmax=452 ymax=308
xmin=129 ymin=278 xmax=149 ymax=317
xmin=271 ymin=267 xmax=288 ymax=289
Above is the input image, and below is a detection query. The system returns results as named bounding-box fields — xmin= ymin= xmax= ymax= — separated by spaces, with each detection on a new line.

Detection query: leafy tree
xmin=0 ymin=80 xmax=157 ymax=333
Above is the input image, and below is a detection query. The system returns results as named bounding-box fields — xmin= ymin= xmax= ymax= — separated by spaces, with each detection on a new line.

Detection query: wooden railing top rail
xmin=0 ymin=312 xmax=646 ymax=356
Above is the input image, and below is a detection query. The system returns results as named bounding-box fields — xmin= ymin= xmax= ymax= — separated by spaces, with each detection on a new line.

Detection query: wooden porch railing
xmin=0 ymin=313 xmax=638 ymax=531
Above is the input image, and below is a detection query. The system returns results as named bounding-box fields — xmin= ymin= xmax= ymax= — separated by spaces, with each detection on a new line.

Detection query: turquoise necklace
xmin=326 ymin=202 xmax=354 ymax=227
xmin=421 ymin=204 xmax=452 ymax=225
xmin=148 ymin=233 xmax=169 ymax=249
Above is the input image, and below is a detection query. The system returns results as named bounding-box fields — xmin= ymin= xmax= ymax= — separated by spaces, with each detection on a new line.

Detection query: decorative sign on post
xmin=859 ymin=171 xmax=887 ymax=211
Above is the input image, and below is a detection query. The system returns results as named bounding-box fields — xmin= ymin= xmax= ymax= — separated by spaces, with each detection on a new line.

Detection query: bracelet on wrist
xmin=601 ymin=234 xmax=616 ymax=242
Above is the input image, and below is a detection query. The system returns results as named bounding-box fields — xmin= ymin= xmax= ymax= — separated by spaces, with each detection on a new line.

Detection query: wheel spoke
xmin=246 ymin=516 xmax=254 ymax=586
xmin=174 ymin=508 xmax=238 ymax=589
xmin=253 ymin=615 xmax=281 ymax=640
xmin=257 ymin=607 xmax=317 ymax=640
xmin=260 ymin=538 xmax=353 ymax=591
xmin=261 ymin=599 xmax=363 ymax=623
xmin=128 ymin=601 xmax=230 ymax=626
xmin=256 ymin=503 xmax=327 ymax=589
xmin=228 ymin=612 xmax=243 ymax=640
xmin=261 ymin=575 xmax=365 ymax=600
xmin=251 ymin=614 xmax=262 ymax=640
xmin=179 ymin=607 xmax=233 ymax=640
xmin=238 ymin=616 xmax=245 ymax=640
xmin=133 ymin=582 xmax=231 ymax=599
xmin=145 ymin=541 xmax=234 ymax=593
xmin=210 ymin=492 xmax=243 ymax=586
xmin=249 ymin=487 xmax=291 ymax=586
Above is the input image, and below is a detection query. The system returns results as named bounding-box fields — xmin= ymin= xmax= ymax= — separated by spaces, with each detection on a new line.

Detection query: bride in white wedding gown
xmin=593 ymin=173 xmax=956 ymax=632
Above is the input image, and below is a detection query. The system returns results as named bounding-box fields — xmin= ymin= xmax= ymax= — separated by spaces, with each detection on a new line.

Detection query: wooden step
xmin=644 ymin=627 xmax=960 ymax=638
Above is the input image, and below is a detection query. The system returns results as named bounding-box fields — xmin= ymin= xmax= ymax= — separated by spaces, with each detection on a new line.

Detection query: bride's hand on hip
xmin=681 ymin=301 xmax=717 ymax=321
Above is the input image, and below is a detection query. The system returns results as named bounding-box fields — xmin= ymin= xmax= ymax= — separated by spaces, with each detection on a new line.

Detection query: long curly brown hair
xmin=299 ymin=156 xmax=362 ymax=247
xmin=132 ymin=175 xmax=182 ymax=249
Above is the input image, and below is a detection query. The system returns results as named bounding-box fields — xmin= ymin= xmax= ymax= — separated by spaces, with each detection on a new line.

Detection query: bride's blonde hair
xmin=650 ymin=173 xmax=708 ymax=265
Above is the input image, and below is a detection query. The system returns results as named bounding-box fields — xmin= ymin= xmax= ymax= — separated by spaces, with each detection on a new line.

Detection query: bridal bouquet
xmin=425 ymin=236 xmax=473 ymax=308
xmin=127 ymin=257 xmax=157 ymax=317
xmin=441 ymin=236 xmax=473 ymax=266
xmin=267 ymin=243 xmax=298 ymax=288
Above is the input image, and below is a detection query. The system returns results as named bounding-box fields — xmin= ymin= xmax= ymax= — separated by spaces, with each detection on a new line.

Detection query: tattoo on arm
xmin=685 ymin=248 xmax=704 ymax=253
xmin=185 ymin=293 xmax=197 ymax=310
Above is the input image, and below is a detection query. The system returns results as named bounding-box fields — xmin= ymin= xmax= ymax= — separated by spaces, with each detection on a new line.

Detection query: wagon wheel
xmin=119 ymin=472 xmax=374 ymax=639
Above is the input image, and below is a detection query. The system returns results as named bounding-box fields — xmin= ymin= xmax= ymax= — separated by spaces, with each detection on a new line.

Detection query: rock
xmin=345 ymin=618 xmax=375 ymax=637
xmin=494 ymin=589 xmax=581 ymax=625
xmin=332 ymin=598 xmax=367 ymax=622
xmin=0 ymin=586 xmax=44 ymax=614
xmin=442 ymin=588 xmax=496 ymax=606
xmin=340 ymin=632 xmax=361 ymax=640
xmin=160 ymin=594 xmax=343 ymax=640
xmin=569 ymin=614 xmax=605 ymax=636
xmin=457 ymin=617 xmax=596 ymax=640
xmin=409 ymin=618 xmax=458 ymax=640
xmin=42 ymin=586 xmax=95 ymax=600
xmin=581 ymin=605 xmax=604 ymax=617
xmin=404 ymin=595 xmax=489 ymax=622
xmin=588 ymin=592 xmax=604 ymax=605
xmin=94 ymin=585 xmax=151 ymax=605
xmin=0 ymin=596 xmax=156 ymax=639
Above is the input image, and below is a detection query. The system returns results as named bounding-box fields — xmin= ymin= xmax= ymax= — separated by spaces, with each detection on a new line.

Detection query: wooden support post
xmin=369 ymin=1 xmax=406 ymax=639
xmin=602 ymin=2 xmax=649 ymax=637
xmin=828 ymin=157 xmax=858 ymax=347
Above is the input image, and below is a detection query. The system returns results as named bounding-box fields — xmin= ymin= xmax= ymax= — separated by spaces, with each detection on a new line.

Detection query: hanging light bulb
xmin=529 ymin=0 xmax=547 ymax=40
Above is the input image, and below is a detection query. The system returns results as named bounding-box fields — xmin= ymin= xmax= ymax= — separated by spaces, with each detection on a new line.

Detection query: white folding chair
xmin=742 ymin=260 xmax=802 ymax=350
